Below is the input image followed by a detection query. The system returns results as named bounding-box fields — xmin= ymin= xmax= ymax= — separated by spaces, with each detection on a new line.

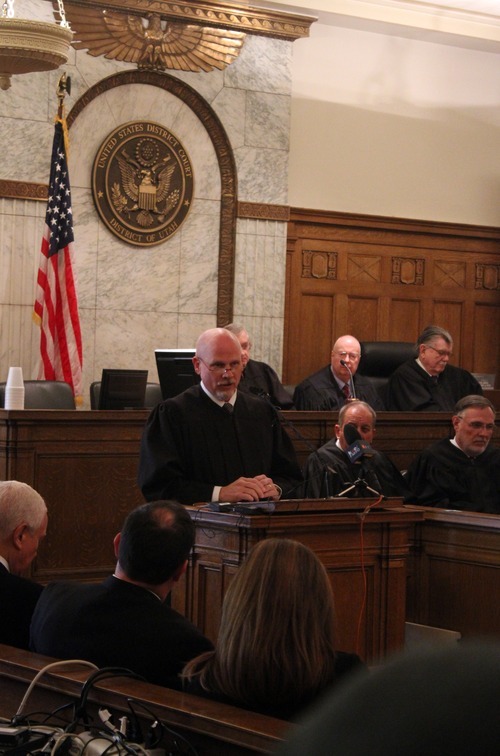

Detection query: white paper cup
xmin=6 ymin=366 xmax=24 ymax=389
xmin=4 ymin=386 xmax=25 ymax=410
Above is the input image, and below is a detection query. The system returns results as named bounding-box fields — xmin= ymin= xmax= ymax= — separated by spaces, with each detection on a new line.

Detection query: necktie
xmin=222 ymin=402 xmax=234 ymax=414
xmin=342 ymin=384 xmax=350 ymax=400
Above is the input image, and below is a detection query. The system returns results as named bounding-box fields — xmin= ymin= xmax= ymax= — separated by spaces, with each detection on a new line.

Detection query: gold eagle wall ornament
xmin=64 ymin=7 xmax=246 ymax=72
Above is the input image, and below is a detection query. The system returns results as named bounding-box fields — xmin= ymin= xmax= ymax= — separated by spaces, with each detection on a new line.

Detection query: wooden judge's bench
xmin=0 ymin=408 xmax=499 ymax=663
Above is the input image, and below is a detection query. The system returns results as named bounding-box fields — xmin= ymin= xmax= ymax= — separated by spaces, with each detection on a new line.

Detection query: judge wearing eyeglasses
xmin=138 ymin=328 xmax=302 ymax=505
xmin=293 ymin=334 xmax=384 ymax=411
xmin=386 ymin=325 xmax=482 ymax=411
xmin=405 ymin=395 xmax=499 ymax=513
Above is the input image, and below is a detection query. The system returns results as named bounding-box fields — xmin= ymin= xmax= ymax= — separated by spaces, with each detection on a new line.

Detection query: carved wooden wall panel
xmin=284 ymin=210 xmax=500 ymax=386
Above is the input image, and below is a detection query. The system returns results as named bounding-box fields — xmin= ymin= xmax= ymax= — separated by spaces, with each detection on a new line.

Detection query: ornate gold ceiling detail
xmin=53 ymin=0 xmax=314 ymax=46
xmin=62 ymin=3 xmax=246 ymax=71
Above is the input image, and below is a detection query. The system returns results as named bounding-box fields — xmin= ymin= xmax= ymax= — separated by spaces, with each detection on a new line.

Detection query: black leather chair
xmin=0 ymin=380 xmax=76 ymax=409
xmin=358 ymin=341 xmax=416 ymax=403
xmin=90 ymin=381 xmax=163 ymax=410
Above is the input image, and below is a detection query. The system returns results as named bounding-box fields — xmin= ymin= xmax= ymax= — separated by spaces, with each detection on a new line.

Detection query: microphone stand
xmin=340 ymin=360 xmax=356 ymax=399
xmin=337 ymin=476 xmax=380 ymax=498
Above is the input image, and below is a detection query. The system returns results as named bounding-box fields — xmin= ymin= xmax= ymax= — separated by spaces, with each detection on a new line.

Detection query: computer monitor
xmin=98 ymin=369 xmax=148 ymax=410
xmin=155 ymin=349 xmax=199 ymax=399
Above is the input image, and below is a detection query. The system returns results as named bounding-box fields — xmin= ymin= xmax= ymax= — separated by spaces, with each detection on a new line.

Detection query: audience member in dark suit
xmin=182 ymin=538 xmax=363 ymax=720
xmin=0 ymin=481 xmax=47 ymax=650
xmin=293 ymin=335 xmax=384 ymax=411
xmin=276 ymin=641 xmax=500 ymax=756
xmin=30 ymin=501 xmax=213 ymax=686
xmin=224 ymin=322 xmax=294 ymax=408
xmin=385 ymin=325 xmax=482 ymax=411
xmin=303 ymin=401 xmax=409 ymax=499
xmin=405 ymin=395 xmax=499 ymax=513
xmin=138 ymin=328 xmax=302 ymax=505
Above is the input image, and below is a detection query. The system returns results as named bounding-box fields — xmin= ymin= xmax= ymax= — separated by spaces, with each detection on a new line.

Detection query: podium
xmin=174 ymin=499 xmax=423 ymax=663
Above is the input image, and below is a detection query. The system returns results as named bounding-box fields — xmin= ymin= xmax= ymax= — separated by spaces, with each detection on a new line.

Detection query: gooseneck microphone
xmin=249 ymin=387 xmax=336 ymax=499
xmin=339 ymin=360 xmax=356 ymax=399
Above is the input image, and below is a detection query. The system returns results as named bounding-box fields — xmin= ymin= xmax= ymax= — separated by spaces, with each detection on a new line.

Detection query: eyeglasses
xmin=425 ymin=345 xmax=452 ymax=358
xmin=335 ymin=351 xmax=360 ymax=361
xmin=456 ymin=416 xmax=495 ymax=431
xmin=197 ymin=357 xmax=242 ymax=374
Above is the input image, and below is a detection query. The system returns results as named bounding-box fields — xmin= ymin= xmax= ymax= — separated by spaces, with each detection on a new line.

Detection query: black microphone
xmin=342 ymin=423 xmax=382 ymax=495
xmin=343 ymin=422 xmax=374 ymax=463
xmin=339 ymin=360 xmax=356 ymax=399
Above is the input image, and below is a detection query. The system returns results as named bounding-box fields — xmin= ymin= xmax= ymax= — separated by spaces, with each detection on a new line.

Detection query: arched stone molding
xmin=67 ymin=69 xmax=237 ymax=325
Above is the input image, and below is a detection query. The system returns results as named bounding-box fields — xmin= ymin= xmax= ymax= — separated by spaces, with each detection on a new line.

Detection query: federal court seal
xmin=92 ymin=121 xmax=194 ymax=247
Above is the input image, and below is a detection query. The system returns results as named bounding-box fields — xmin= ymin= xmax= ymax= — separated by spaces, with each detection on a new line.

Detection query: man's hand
xmin=220 ymin=474 xmax=280 ymax=502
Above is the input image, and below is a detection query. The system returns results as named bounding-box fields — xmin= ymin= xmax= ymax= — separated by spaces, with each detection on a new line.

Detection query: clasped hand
xmin=220 ymin=474 xmax=279 ymax=502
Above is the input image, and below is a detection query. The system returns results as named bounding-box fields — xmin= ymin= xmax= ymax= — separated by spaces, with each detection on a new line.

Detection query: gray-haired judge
xmin=224 ymin=323 xmax=294 ymax=409
xmin=386 ymin=325 xmax=482 ymax=411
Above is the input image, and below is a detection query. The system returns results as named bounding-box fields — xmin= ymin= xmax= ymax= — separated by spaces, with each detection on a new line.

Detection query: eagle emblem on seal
xmin=114 ymin=140 xmax=177 ymax=227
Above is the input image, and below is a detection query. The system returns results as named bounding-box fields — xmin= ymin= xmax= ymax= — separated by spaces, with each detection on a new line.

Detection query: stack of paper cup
xmin=4 ymin=366 xmax=25 ymax=409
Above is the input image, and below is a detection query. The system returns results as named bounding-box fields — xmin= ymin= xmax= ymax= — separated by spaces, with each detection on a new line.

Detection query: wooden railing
xmin=0 ymin=645 xmax=290 ymax=755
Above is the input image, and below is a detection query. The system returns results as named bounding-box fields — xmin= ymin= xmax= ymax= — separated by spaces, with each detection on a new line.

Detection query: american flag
xmin=33 ymin=118 xmax=83 ymax=402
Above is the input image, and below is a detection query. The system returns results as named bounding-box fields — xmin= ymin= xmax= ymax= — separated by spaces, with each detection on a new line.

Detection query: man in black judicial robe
xmin=239 ymin=358 xmax=294 ymax=408
xmin=303 ymin=401 xmax=408 ymax=499
xmin=386 ymin=325 xmax=482 ymax=411
xmin=224 ymin=322 xmax=294 ymax=408
xmin=293 ymin=335 xmax=384 ymax=411
xmin=138 ymin=328 xmax=302 ymax=505
xmin=405 ymin=395 xmax=499 ymax=513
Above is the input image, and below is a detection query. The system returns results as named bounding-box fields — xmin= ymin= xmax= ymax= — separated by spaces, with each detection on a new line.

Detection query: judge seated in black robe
xmin=386 ymin=325 xmax=482 ymax=411
xmin=294 ymin=335 xmax=384 ymax=411
xmin=138 ymin=328 xmax=302 ymax=505
xmin=224 ymin=322 xmax=294 ymax=409
xmin=303 ymin=401 xmax=408 ymax=499
xmin=405 ymin=395 xmax=499 ymax=514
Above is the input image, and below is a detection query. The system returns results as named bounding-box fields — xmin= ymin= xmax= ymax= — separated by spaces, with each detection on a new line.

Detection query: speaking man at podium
xmin=138 ymin=328 xmax=302 ymax=505
xmin=302 ymin=401 xmax=408 ymax=499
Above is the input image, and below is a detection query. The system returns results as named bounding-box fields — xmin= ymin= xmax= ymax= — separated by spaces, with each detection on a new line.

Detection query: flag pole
xmin=33 ymin=70 xmax=83 ymax=404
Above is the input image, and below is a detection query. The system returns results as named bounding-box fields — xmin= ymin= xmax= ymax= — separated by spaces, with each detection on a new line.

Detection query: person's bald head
xmin=331 ymin=335 xmax=361 ymax=383
xmin=193 ymin=328 xmax=243 ymax=401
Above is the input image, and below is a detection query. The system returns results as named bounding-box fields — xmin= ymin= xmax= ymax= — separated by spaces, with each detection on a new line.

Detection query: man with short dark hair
xmin=30 ymin=501 xmax=213 ymax=686
xmin=386 ymin=325 xmax=482 ymax=411
xmin=303 ymin=401 xmax=408 ymax=499
xmin=293 ymin=335 xmax=384 ymax=411
xmin=138 ymin=328 xmax=302 ymax=504
xmin=0 ymin=481 xmax=47 ymax=649
xmin=405 ymin=395 xmax=499 ymax=513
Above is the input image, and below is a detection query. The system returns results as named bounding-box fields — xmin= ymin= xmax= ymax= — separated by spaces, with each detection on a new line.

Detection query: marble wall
xmin=0 ymin=1 xmax=292 ymax=406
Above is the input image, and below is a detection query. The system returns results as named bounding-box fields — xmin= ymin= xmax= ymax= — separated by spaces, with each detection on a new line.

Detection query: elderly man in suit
xmin=0 ymin=481 xmax=47 ymax=649
xmin=30 ymin=500 xmax=213 ymax=687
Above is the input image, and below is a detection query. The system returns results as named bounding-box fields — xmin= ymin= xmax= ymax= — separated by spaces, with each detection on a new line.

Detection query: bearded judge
xmin=138 ymin=328 xmax=302 ymax=505
xmin=405 ymin=395 xmax=499 ymax=513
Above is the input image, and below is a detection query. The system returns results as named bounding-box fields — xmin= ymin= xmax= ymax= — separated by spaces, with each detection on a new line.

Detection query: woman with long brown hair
xmin=182 ymin=538 xmax=362 ymax=719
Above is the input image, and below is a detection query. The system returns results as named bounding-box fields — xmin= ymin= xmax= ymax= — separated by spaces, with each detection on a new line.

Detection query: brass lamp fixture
xmin=0 ymin=0 xmax=73 ymax=90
